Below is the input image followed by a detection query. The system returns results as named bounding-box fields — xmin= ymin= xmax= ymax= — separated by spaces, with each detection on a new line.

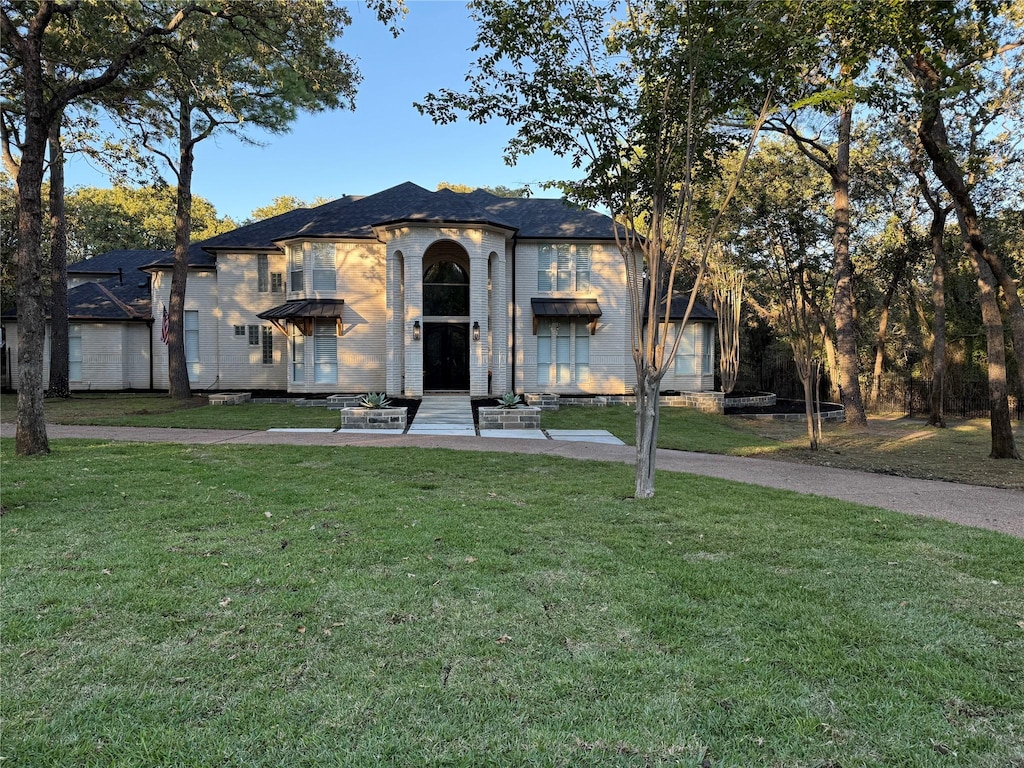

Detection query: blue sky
xmin=63 ymin=1 xmax=582 ymax=222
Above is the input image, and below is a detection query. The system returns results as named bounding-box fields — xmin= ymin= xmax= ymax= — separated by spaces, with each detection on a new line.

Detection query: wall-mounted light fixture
xmin=412 ymin=320 xmax=421 ymax=341
xmin=472 ymin=321 xmax=481 ymax=342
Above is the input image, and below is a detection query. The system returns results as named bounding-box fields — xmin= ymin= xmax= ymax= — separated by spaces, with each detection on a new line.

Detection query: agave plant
xmin=497 ymin=392 xmax=522 ymax=409
xmin=359 ymin=392 xmax=392 ymax=409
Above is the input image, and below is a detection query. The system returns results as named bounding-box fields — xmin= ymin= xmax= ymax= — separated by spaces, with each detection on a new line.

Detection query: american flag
xmin=161 ymin=306 xmax=169 ymax=345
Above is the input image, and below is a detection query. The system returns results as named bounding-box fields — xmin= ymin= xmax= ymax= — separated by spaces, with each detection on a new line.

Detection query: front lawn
xmin=542 ymin=405 xmax=1024 ymax=489
xmin=0 ymin=393 xmax=339 ymax=430
xmin=3 ymin=440 xmax=1021 ymax=766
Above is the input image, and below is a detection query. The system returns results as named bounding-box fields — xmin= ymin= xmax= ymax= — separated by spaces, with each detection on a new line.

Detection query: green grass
xmin=542 ymin=405 xmax=1024 ymax=489
xmin=542 ymin=403 xmax=780 ymax=453
xmin=3 ymin=439 xmax=1022 ymax=767
xmin=0 ymin=393 xmax=339 ymax=430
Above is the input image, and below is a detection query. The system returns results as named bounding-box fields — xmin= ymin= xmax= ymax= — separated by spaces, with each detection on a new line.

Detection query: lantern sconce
xmin=472 ymin=321 xmax=481 ymax=342
xmin=412 ymin=320 xmax=421 ymax=341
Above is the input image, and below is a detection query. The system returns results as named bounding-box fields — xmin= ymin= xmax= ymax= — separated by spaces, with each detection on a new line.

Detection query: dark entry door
xmin=424 ymin=322 xmax=469 ymax=391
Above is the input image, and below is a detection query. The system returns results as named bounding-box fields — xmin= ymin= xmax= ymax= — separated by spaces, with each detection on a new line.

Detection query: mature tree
xmin=419 ymin=0 xmax=801 ymax=497
xmin=2 ymin=1 xmax=210 ymax=455
xmin=248 ymin=195 xmax=327 ymax=223
xmin=708 ymin=256 xmax=744 ymax=395
xmin=895 ymin=1 xmax=1022 ymax=458
xmin=110 ymin=0 xmax=396 ymax=399
xmin=66 ymin=185 xmax=234 ymax=259
xmin=436 ymin=181 xmax=531 ymax=198
xmin=761 ymin=0 xmax=875 ymax=427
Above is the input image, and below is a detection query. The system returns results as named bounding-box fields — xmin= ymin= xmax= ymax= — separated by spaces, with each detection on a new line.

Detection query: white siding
xmin=214 ymin=253 xmax=288 ymax=390
xmin=515 ymin=241 xmax=633 ymax=395
xmin=3 ymin=321 xmax=152 ymax=391
xmin=659 ymin=321 xmax=716 ymax=392
xmin=150 ymin=269 xmax=220 ymax=390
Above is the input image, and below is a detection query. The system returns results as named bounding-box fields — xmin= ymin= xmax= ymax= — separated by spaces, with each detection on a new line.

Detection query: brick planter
xmin=208 ymin=392 xmax=252 ymax=406
xmin=478 ymin=406 xmax=541 ymax=430
xmin=339 ymin=407 xmax=407 ymax=430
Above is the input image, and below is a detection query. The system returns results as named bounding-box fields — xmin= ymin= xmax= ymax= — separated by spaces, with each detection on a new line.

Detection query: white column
xmin=403 ymin=247 xmax=424 ymax=396
xmin=469 ymin=247 xmax=489 ymax=396
xmin=385 ymin=247 xmax=405 ymax=395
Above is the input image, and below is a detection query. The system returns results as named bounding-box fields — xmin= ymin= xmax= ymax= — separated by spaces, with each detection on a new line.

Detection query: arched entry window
xmin=423 ymin=261 xmax=469 ymax=317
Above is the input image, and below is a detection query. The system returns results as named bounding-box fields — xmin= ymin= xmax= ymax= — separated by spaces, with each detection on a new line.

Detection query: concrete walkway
xmin=408 ymin=394 xmax=476 ymax=435
xmin=4 ymin=423 xmax=1021 ymax=538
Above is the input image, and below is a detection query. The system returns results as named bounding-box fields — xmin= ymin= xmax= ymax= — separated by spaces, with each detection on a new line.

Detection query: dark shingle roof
xmin=466 ymin=189 xmax=620 ymax=239
xmin=139 ymin=242 xmax=217 ymax=269
xmin=197 ymin=183 xmax=619 ymax=251
xmin=198 ymin=204 xmax=322 ymax=251
xmin=69 ymin=249 xmax=170 ymax=276
xmin=3 ymin=276 xmax=152 ymax=321
xmin=644 ymin=281 xmax=717 ymax=323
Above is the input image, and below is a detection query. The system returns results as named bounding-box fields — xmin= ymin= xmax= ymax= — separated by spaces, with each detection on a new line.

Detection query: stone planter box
xmin=524 ymin=392 xmax=560 ymax=411
xmin=208 ymin=392 xmax=251 ymax=406
xmin=339 ymin=407 xmax=407 ymax=430
xmin=478 ymin=406 xmax=541 ymax=430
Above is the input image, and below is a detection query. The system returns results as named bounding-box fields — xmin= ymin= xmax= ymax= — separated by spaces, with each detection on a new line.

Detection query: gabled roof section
xmin=194 ymin=183 xmax=622 ymax=248
xmin=69 ymin=249 xmax=170 ymax=276
xmin=2 ymin=275 xmax=152 ymax=321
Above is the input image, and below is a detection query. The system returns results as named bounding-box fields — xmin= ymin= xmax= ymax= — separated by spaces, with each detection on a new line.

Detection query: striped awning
xmin=531 ymin=297 xmax=602 ymax=334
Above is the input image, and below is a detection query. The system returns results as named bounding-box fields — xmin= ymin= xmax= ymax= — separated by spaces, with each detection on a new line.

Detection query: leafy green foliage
xmin=496 ymin=391 xmax=522 ymax=408
xmin=359 ymin=392 xmax=392 ymax=409
xmin=65 ymin=185 xmax=235 ymax=259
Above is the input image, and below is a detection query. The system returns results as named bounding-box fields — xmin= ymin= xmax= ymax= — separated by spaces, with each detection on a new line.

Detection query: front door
xmin=423 ymin=322 xmax=469 ymax=390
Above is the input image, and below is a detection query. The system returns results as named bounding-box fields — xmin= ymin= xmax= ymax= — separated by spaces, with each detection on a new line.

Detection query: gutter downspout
xmin=510 ymin=235 xmax=517 ymax=391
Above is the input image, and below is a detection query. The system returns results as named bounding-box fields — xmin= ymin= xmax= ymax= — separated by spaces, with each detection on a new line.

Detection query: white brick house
xmin=2 ymin=182 xmax=716 ymax=396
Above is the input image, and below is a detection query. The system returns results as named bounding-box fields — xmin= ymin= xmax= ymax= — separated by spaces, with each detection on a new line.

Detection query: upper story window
xmin=311 ymin=243 xmax=337 ymax=291
xmin=289 ymin=245 xmax=303 ymax=292
xmin=538 ymin=244 xmax=590 ymax=292
xmin=257 ymin=254 xmax=269 ymax=292
xmin=424 ymin=261 xmax=469 ymax=317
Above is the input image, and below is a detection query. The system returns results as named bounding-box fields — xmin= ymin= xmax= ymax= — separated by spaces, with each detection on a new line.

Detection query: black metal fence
xmin=737 ymin=357 xmax=1022 ymax=421
xmin=863 ymin=374 xmax=1023 ymax=421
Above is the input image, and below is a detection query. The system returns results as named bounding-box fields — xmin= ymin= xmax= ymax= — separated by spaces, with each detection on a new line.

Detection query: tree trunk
xmin=167 ymin=98 xmax=194 ymax=400
xmin=634 ymin=369 xmax=660 ymax=499
xmin=972 ymin=250 xmax=1018 ymax=459
xmin=869 ymin=259 xmax=905 ymax=410
xmin=46 ymin=110 xmax=70 ymax=399
xmin=910 ymin=53 xmax=1024 ymax=400
xmin=927 ymin=205 xmax=948 ymax=427
xmin=13 ymin=33 xmax=50 ymax=456
xmin=831 ymin=100 xmax=867 ymax=427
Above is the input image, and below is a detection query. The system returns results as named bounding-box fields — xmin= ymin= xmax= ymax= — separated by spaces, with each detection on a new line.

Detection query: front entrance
xmin=424 ymin=322 xmax=469 ymax=391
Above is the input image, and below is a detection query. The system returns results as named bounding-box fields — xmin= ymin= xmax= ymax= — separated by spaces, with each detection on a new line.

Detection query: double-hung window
xmin=261 ymin=326 xmax=274 ymax=365
xmin=257 ymin=254 xmax=269 ymax=292
xmin=248 ymin=325 xmax=261 ymax=346
xmin=537 ymin=319 xmax=590 ymax=386
xmin=537 ymin=244 xmax=591 ymax=292
xmin=291 ymin=327 xmax=305 ymax=383
xmin=184 ymin=310 xmax=200 ymax=381
xmin=289 ymin=245 xmax=304 ymax=292
xmin=311 ymin=243 xmax=336 ymax=291
xmin=672 ymin=324 xmax=713 ymax=376
xmin=313 ymin=319 xmax=337 ymax=384
xmin=68 ymin=324 xmax=82 ymax=381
